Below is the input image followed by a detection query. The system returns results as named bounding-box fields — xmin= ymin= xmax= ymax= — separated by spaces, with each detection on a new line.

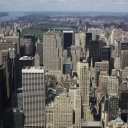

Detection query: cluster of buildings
xmin=0 ymin=20 xmax=128 ymax=128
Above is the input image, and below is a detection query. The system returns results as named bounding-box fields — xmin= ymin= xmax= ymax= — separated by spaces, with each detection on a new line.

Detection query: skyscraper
xmin=69 ymin=87 xmax=81 ymax=127
xmin=36 ymin=39 xmax=43 ymax=65
xmin=86 ymin=32 xmax=92 ymax=48
xmin=43 ymin=31 xmax=62 ymax=74
xmin=22 ymin=67 xmax=45 ymax=127
xmin=71 ymin=45 xmax=81 ymax=73
xmin=77 ymin=62 xmax=92 ymax=120
xmin=63 ymin=31 xmax=73 ymax=49
xmin=18 ymin=56 xmax=34 ymax=87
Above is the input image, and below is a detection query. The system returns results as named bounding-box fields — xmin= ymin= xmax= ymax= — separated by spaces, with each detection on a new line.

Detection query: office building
xmin=120 ymin=41 xmax=128 ymax=51
xmin=54 ymin=93 xmax=73 ymax=128
xmin=20 ymin=38 xmax=34 ymax=56
xmin=77 ymin=62 xmax=92 ymax=120
xmin=89 ymin=41 xmax=101 ymax=67
xmin=71 ymin=45 xmax=81 ymax=73
xmin=36 ymin=40 xmax=43 ymax=65
xmin=18 ymin=56 xmax=34 ymax=87
xmin=95 ymin=61 xmax=109 ymax=74
xmin=96 ymin=72 xmax=108 ymax=98
xmin=0 ymin=65 xmax=7 ymax=110
xmin=89 ymin=40 xmax=106 ymax=67
xmin=63 ymin=58 xmax=72 ymax=76
xmin=63 ymin=31 xmax=73 ymax=49
xmin=120 ymin=50 xmax=128 ymax=69
xmin=3 ymin=109 xmax=24 ymax=128
xmin=75 ymin=32 xmax=86 ymax=53
xmin=46 ymin=103 xmax=54 ymax=128
xmin=88 ymin=28 xmax=102 ymax=41
xmin=108 ymin=95 xmax=119 ymax=121
xmin=120 ymin=90 xmax=128 ymax=111
xmin=107 ymin=76 xmax=119 ymax=96
xmin=122 ymin=67 xmax=128 ymax=80
xmin=34 ymin=53 xmax=40 ymax=67
xmin=75 ymin=33 xmax=80 ymax=46
xmin=69 ymin=87 xmax=81 ymax=127
xmin=43 ymin=31 xmax=62 ymax=74
xmin=86 ymin=32 xmax=92 ymax=48
xmin=114 ymin=57 xmax=121 ymax=70
xmin=101 ymin=46 xmax=111 ymax=61
xmin=24 ymin=34 xmax=36 ymax=56
xmin=0 ymin=36 xmax=19 ymax=55
xmin=22 ymin=67 xmax=45 ymax=127
xmin=1 ymin=49 xmax=13 ymax=99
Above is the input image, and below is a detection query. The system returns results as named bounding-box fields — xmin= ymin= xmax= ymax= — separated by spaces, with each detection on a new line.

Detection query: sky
xmin=0 ymin=0 xmax=128 ymax=12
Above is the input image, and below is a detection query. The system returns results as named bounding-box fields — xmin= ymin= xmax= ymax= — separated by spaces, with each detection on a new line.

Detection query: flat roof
xmin=19 ymin=56 xmax=33 ymax=60
xmin=63 ymin=31 xmax=74 ymax=33
xmin=22 ymin=66 xmax=44 ymax=73
xmin=82 ymin=121 xmax=102 ymax=127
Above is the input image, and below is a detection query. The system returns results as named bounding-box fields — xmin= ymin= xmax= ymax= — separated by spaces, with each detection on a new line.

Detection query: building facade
xmin=22 ymin=67 xmax=45 ymax=127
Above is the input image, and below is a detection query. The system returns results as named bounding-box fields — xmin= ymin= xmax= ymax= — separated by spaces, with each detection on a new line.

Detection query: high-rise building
xmin=63 ymin=31 xmax=73 ymax=49
xmin=120 ymin=41 xmax=128 ymax=51
xmin=88 ymin=28 xmax=102 ymax=41
xmin=0 ymin=37 xmax=18 ymax=55
xmin=95 ymin=61 xmax=109 ymax=74
xmin=122 ymin=67 xmax=128 ymax=80
xmin=34 ymin=53 xmax=40 ymax=67
xmin=120 ymin=50 xmax=128 ymax=69
xmin=75 ymin=33 xmax=80 ymax=46
xmin=86 ymin=32 xmax=92 ymax=48
xmin=63 ymin=58 xmax=72 ymax=76
xmin=89 ymin=40 xmax=106 ymax=67
xmin=22 ymin=67 xmax=45 ymax=127
xmin=96 ymin=72 xmax=108 ymax=97
xmin=0 ymin=65 xmax=7 ymax=110
xmin=20 ymin=38 xmax=34 ymax=56
xmin=120 ymin=90 xmax=128 ymax=112
xmin=108 ymin=95 xmax=119 ymax=121
xmin=89 ymin=41 xmax=101 ymax=67
xmin=120 ymin=41 xmax=128 ymax=69
xmin=24 ymin=34 xmax=36 ymax=56
xmin=18 ymin=56 xmax=34 ymax=87
xmin=107 ymin=76 xmax=119 ymax=96
xmin=77 ymin=62 xmax=92 ymax=120
xmin=114 ymin=57 xmax=121 ymax=70
xmin=53 ymin=93 xmax=73 ymax=128
xmin=101 ymin=46 xmax=111 ymax=61
xmin=1 ymin=50 xmax=12 ymax=99
xmin=36 ymin=40 xmax=43 ymax=65
xmin=71 ymin=45 xmax=81 ymax=73
xmin=75 ymin=32 xmax=86 ymax=53
xmin=46 ymin=103 xmax=54 ymax=128
xmin=43 ymin=31 xmax=62 ymax=74
xmin=69 ymin=87 xmax=81 ymax=127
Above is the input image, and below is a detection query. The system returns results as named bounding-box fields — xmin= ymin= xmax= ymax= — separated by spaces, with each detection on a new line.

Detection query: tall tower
xmin=43 ymin=31 xmax=62 ymax=74
xmin=22 ymin=67 xmax=45 ymax=127
xmin=77 ymin=62 xmax=92 ymax=121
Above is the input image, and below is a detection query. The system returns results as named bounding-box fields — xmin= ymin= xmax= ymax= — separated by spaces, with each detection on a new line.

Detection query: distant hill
xmin=0 ymin=12 xmax=9 ymax=17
